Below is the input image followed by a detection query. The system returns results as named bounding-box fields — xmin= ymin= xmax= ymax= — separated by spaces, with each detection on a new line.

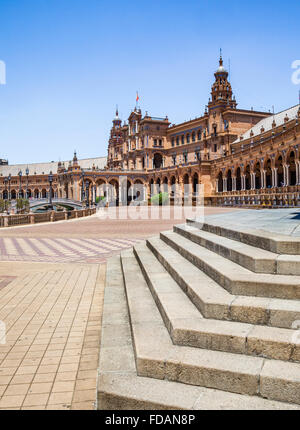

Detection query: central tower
xmin=208 ymin=53 xmax=237 ymax=111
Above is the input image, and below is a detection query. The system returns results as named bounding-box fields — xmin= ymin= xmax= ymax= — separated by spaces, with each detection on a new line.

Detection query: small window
xmin=181 ymin=135 xmax=184 ymax=145
xmin=186 ymin=134 xmax=190 ymax=144
xmin=171 ymin=138 xmax=175 ymax=147
xmin=176 ymin=137 xmax=179 ymax=146
xmin=192 ymin=132 xmax=195 ymax=142
xmin=154 ymin=139 xmax=157 ymax=146
xmin=159 ymin=139 xmax=162 ymax=146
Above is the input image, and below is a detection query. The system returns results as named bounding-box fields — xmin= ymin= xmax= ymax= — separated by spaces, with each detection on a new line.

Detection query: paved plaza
xmin=0 ymin=206 xmax=238 ymax=409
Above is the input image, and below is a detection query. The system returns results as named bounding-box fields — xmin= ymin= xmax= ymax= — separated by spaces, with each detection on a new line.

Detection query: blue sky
xmin=0 ymin=0 xmax=299 ymax=164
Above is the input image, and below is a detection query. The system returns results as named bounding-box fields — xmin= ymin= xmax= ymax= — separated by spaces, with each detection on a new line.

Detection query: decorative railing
xmin=0 ymin=208 xmax=96 ymax=228
xmin=210 ymin=188 xmax=300 ymax=208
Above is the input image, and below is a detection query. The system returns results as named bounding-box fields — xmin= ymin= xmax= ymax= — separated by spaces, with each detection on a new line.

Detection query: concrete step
xmin=183 ymin=222 xmax=300 ymax=276
xmin=160 ymin=231 xmax=300 ymax=300
xmin=187 ymin=219 xmax=300 ymax=255
xmin=174 ymin=224 xmax=278 ymax=274
xmin=147 ymin=236 xmax=300 ymax=329
xmin=98 ymin=373 xmax=300 ymax=410
xmin=120 ymin=249 xmax=300 ymax=405
xmin=98 ymin=254 xmax=300 ymax=410
xmin=134 ymin=241 xmax=300 ymax=362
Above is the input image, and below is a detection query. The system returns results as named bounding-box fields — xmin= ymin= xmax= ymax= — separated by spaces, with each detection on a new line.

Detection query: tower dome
xmin=215 ymin=52 xmax=228 ymax=78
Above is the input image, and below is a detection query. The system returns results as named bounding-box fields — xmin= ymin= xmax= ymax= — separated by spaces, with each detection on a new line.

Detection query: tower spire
xmin=219 ymin=48 xmax=223 ymax=67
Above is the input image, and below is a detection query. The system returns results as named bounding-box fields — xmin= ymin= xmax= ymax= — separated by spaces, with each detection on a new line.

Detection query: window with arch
xmin=171 ymin=138 xmax=175 ymax=147
xmin=192 ymin=132 xmax=196 ymax=142
xmin=186 ymin=134 xmax=190 ymax=144
xmin=181 ymin=135 xmax=184 ymax=145
xmin=176 ymin=137 xmax=179 ymax=146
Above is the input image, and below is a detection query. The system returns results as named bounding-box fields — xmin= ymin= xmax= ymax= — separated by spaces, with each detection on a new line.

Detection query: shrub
xmin=16 ymin=198 xmax=30 ymax=212
xmin=150 ymin=192 xmax=169 ymax=206
xmin=95 ymin=196 xmax=106 ymax=204
xmin=0 ymin=199 xmax=11 ymax=213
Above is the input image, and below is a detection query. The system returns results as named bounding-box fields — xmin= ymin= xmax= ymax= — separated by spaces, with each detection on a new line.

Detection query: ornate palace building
xmin=1 ymin=54 xmax=300 ymax=208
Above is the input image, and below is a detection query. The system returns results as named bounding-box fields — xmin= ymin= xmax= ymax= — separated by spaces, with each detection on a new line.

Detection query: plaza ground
xmin=0 ymin=206 xmax=238 ymax=410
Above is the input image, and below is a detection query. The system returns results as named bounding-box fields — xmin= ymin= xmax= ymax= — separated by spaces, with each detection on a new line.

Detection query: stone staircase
xmin=98 ymin=219 xmax=300 ymax=410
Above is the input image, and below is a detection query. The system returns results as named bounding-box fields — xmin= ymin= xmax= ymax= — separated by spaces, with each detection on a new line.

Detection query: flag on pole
xmin=136 ymin=91 xmax=139 ymax=103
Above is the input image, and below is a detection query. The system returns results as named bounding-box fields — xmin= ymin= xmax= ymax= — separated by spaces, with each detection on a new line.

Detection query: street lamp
xmin=85 ymin=179 xmax=90 ymax=207
xmin=8 ymin=174 xmax=11 ymax=200
xmin=18 ymin=170 xmax=22 ymax=199
xmin=26 ymin=167 xmax=29 ymax=199
xmin=48 ymin=171 xmax=53 ymax=210
xmin=81 ymin=170 xmax=85 ymax=203
xmin=93 ymin=174 xmax=97 ymax=206
xmin=4 ymin=177 xmax=8 ymax=200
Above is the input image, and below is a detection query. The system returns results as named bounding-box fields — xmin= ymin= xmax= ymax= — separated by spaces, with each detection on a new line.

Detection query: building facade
xmin=1 ymin=55 xmax=299 ymax=208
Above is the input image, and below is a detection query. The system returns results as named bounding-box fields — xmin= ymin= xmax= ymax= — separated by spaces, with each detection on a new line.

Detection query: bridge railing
xmin=0 ymin=208 xmax=96 ymax=228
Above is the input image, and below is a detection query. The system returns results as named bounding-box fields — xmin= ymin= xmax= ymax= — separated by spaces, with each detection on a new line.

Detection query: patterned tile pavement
xmin=0 ymin=237 xmax=141 ymax=264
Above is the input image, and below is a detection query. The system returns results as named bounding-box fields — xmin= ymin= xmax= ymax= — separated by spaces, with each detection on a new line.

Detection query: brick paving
xmin=0 ymin=206 xmax=241 ymax=409
xmin=0 ymin=263 xmax=105 ymax=409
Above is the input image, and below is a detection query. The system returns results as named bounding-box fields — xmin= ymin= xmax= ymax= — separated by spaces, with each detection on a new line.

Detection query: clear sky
xmin=0 ymin=0 xmax=300 ymax=165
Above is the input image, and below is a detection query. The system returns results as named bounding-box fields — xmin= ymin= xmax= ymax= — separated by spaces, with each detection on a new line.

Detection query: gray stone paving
xmin=203 ymin=209 xmax=300 ymax=237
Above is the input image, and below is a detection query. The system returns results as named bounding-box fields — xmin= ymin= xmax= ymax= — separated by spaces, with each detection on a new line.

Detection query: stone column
xmin=286 ymin=164 xmax=290 ymax=186
xmin=260 ymin=170 xmax=264 ymax=189
xmin=223 ymin=178 xmax=227 ymax=192
xmin=273 ymin=168 xmax=278 ymax=188
xmin=296 ymin=161 xmax=300 ymax=185
xmin=241 ymin=175 xmax=246 ymax=191
xmin=263 ymin=170 xmax=267 ymax=189
xmin=251 ymin=173 xmax=256 ymax=190
xmin=232 ymin=176 xmax=236 ymax=192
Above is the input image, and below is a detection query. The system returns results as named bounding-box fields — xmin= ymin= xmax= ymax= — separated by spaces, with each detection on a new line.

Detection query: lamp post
xmin=81 ymin=170 xmax=85 ymax=203
xmin=26 ymin=167 xmax=29 ymax=199
xmin=4 ymin=177 xmax=8 ymax=200
xmin=85 ymin=179 xmax=90 ymax=207
xmin=48 ymin=171 xmax=53 ymax=210
xmin=93 ymin=175 xmax=97 ymax=206
xmin=18 ymin=170 xmax=22 ymax=199
xmin=8 ymin=174 xmax=11 ymax=200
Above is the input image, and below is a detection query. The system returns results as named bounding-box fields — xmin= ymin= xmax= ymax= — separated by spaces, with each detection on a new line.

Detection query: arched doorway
xmin=236 ymin=167 xmax=241 ymax=190
xmin=217 ymin=172 xmax=223 ymax=192
xmin=193 ymin=173 xmax=199 ymax=194
xmin=170 ymin=176 xmax=176 ymax=198
xmin=163 ymin=177 xmax=168 ymax=193
xmin=133 ymin=179 xmax=144 ymax=202
xmin=245 ymin=165 xmax=251 ymax=190
xmin=276 ymin=155 xmax=284 ymax=187
xmin=108 ymin=179 xmax=119 ymax=206
xmin=288 ymin=151 xmax=297 ymax=186
xmin=254 ymin=163 xmax=261 ymax=189
xmin=34 ymin=189 xmax=39 ymax=199
xmin=265 ymin=159 xmax=272 ymax=188
xmin=3 ymin=190 xmax=8 ymax=200
xmin=183 ymin=174 xmax=190 ymax=198
xmin=41 ymin=189 xmax=47 ymax=198
xmin=11 ymin=190 xmax=16 ymax=200
xmin=227 ymin=170 xmax=232 ymax=192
